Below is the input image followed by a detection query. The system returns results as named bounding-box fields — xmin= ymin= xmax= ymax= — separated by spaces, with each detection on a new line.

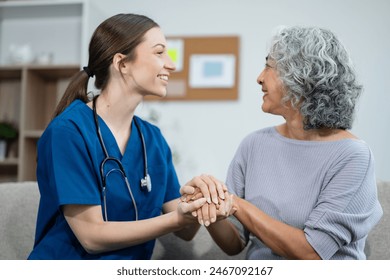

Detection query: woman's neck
xmin=96 ymin=85 xmax=141 ymax=130
xmin=277 ymin=112 xmax=356 ymax=141
xmin=93 ymin=90 xmax=141 ymax=155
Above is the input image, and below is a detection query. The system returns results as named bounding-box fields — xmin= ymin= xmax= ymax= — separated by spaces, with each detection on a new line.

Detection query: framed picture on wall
xmin=189 ymin=54 xmax=236 ymax=89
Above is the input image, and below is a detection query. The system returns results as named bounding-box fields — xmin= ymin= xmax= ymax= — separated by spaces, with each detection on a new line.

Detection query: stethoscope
xmin=92 ymin=95 xmax=151 ymax=221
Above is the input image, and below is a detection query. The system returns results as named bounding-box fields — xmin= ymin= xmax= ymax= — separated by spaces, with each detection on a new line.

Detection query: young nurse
xmin=28 ymin=13 xmax=227 ymax=260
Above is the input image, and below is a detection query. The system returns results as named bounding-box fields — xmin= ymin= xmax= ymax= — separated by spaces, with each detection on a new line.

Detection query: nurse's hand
xmin=180 ymin=175 xmax=232 ymax=226
xmin=180 ymin=174 xmax=227 ymax=205
xmin=192 ymin=191 xmax=236 ymax=226
xmin=177 ymin=197 xmax=207 ymax=215
xmin=176 ymin=197 xmax=207 ymax=226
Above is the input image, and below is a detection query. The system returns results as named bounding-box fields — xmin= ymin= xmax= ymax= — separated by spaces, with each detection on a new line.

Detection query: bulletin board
xmin=145 ymin=36 xmax=239 ymax=101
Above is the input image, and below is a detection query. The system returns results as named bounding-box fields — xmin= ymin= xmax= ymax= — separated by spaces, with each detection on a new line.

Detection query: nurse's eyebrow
xmin=152 ymin=43 xmax=166 ymax=48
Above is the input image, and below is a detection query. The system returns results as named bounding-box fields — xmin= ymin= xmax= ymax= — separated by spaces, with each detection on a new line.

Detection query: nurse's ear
xmin=112 ymin=53 xmax=129 ymax=75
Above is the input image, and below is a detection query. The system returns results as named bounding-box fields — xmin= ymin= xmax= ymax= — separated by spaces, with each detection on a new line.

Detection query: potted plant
xmin=0 ymin=121 xmax=18 ymax=160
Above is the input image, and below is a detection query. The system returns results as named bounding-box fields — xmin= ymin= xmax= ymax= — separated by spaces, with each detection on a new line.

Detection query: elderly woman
xmin=184 ymin=26 xmax=383 ymax=260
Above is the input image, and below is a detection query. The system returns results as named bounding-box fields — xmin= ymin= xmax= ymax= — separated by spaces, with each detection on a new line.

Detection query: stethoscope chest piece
xmin=141 ymin=174 xmax=152 ymax=193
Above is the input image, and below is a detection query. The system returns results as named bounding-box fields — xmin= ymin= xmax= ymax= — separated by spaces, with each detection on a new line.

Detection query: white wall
xmin=87 ymin=0 xmax=390 ymax=184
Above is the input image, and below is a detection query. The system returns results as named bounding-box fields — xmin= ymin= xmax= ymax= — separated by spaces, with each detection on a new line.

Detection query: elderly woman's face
xmin=257 ymin=58 xmax=286 ymax=115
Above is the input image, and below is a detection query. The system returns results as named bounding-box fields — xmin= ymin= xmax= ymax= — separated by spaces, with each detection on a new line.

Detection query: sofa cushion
xmin=0 ymin=181 xmax=39 ymax=260
xmin=364 ymin=181 xmax=390 ymax=259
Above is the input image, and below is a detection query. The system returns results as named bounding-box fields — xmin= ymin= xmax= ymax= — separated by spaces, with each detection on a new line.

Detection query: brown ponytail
xmin=52 ymin=70 xmax=90 ymax=118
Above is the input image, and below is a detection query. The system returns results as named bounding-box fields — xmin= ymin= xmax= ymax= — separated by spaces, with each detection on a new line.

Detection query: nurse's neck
xmin=95 ymin=93 xmax=139 ymax=154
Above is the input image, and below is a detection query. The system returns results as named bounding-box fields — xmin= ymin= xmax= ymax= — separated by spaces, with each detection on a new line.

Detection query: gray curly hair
xmin=268 ymin=26 xmax=363 ymax=130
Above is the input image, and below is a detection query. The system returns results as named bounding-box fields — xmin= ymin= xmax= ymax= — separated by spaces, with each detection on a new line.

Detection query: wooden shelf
xmin=0 ymin=65 xmax=80 ymax=181
xmin=0 ymin=67 xmax=22 ymax=79
xmin=0 ymin=0 xmax=83 ymax=8
xmin=0 ymin=1 xmax=89 ymax=182
xmin=0 ymin=162 xmax=17 ymax=182
xmin=0 ymin=0 xmax=85 ymax=66
xmin=24 ymin=130 xmax=44 ymax=139
xmin=0 ymin=158 xmax=19 ymax=166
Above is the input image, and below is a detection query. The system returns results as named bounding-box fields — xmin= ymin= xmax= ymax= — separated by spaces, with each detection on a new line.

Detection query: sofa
xmin=0 ymin=181 xmax=388 ymax=260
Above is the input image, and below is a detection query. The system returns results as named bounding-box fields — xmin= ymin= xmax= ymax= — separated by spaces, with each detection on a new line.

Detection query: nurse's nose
xmin=165 ymin=54 xmax=176 ymax=72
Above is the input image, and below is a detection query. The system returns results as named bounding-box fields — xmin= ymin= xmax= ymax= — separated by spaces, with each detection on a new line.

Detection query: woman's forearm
xmin=174 ymin=223 xmax=201 ymax=241
xmin=206 ymin=219 xmax=245 ymax=255
xmin=233 ymin=196 xmax=320 ymax=260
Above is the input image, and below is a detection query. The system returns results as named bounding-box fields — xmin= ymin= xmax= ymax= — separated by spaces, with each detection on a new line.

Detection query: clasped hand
xmin=179 ymin=175 xmax=236 ymax=226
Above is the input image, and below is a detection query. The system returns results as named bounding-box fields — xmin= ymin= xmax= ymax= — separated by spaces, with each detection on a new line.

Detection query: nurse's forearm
xmin=70 ymin=210 xmax=197 ymax=254
xmin=64 ymin=200 xmax=205 ymax=255
xmin=92 ymin=210 xmax=198 ymax=254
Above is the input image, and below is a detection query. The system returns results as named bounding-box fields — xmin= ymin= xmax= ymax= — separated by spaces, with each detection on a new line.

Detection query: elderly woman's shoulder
xmin=236 ymin=127 xmax=276 ymax=150
xmin=244 ymin=126 xmax=275 ymax=140
xmin=336 ymin=137 xmax=373 ymax=165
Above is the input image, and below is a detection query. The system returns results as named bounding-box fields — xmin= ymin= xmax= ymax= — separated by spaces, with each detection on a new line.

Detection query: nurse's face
xmin=125 ymin=27 xmax=176 ymax=98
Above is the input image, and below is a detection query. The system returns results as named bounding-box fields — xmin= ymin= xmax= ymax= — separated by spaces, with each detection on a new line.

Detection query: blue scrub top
xmin=28 ymin=99 xmax=181 ymax=260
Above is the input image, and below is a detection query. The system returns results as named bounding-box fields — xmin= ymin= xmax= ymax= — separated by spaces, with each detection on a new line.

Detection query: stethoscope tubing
xmin=92 ymin=95 xmax=150 ymax=221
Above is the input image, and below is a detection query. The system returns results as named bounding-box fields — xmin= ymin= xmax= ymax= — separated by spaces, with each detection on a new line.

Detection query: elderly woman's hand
xmin=192 ymin=191 xmax=236 ymax=226
xmin=180 ymin=174 xmax=227 ymax=204
xmin=179 ymin=175 xmax=235 ymax=226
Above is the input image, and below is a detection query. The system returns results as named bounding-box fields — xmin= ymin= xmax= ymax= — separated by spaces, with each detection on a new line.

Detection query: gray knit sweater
xmin=226 ymin=126 xmax=383 ymax=259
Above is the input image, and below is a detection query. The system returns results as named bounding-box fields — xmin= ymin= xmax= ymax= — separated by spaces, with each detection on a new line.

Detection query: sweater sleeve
xmin=226 ymin=134 xmax=253 ymax=245
xmin=226 ymin=133 xmax=254 ymax=199
xmin=304 ymin=142 xmax=383 ymax=259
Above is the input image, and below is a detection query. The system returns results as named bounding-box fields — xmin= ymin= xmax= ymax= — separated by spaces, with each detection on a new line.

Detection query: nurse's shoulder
xmin=42 ymin=99 xmax=93 ymax=141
